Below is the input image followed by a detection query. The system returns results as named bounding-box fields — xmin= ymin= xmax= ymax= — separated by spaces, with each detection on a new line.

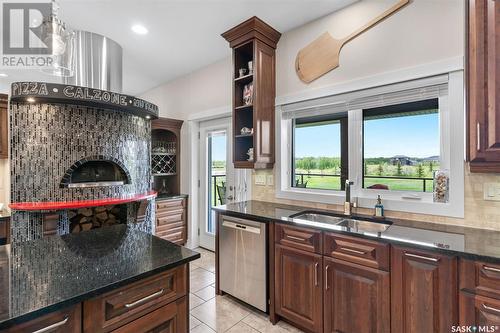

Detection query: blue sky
xmin=295 ymin=113 xmax=439 ymax=158
xmin=211 ymin=135 xmax=226 ymax=161
xmin=364 ymin=113 xmax=439 ymax=158
xmin=295 ymin=123 xmax=341 ymax=158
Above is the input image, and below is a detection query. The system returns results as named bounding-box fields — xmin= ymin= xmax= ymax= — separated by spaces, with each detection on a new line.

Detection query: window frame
xmin=291 ymin=115 xmax=348 ymax=192
xmin=275 ymin=71 xmax=464 ymax=218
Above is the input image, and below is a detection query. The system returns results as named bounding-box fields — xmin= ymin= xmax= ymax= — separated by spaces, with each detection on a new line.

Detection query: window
xmin=363 ymin=99 xmax=440 ymax=193
xmin=292 ymin=114 xmax=348 ymax=191
xmin=276 ymin=72 xmax=465 ymax=218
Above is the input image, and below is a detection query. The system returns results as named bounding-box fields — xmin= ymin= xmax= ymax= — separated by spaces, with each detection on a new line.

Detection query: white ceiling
xmin=0 ymin=0 xmax=356 ymax=96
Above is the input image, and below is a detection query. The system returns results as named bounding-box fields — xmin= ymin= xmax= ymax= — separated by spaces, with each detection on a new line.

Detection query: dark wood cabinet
xmin=151 ymin=118 xmax=183 ymax=195
xmin=460 ymin=292 xmax=500 ymax=328
xmin=275 ymin=244 xmax=323 ymax=333
xmin=323 ymin=257 xmax=390 ymax=333
xmin=83 ymin=265 xmax=187 ymax=333
xmin=459 ymin=259 xmax=500 ymax=327
xmin=2 ymin=304 xmax=81 ymax=333
xmin=222 ymin=17 xmax=281 ymax=169
xmin=275 ymin=224 xmax=322 ymax=253
xmin=110 ymin=297 xmax=187 ymax=333
xmin=2 ymin=264 xmax=190 ymax=333
xmin=467 ymin=0 xmax=500 ymax=172
xmin=155 ymin=197 xmax=187 ymax=245
xmin=0 ymin=94 xmax=7 ymax=159
xmin=391 ymin=246 xmax=458 ymax=332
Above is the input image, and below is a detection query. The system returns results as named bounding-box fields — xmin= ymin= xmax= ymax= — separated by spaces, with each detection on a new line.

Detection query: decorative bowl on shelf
xmin=240 ymin=127 xmax=253 ymax=135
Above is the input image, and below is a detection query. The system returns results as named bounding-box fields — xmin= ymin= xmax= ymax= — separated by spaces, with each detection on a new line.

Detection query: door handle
xmin=404 ymin=252 xmax=439 ymax=262
xmin=222 ymin=221 xmax=261 ymax=234
xmin=340 ymin=247 xmax=367 ymax=255
xmin=325 ymin=265 xmax=330 ymax=290
xmin=314 ymin=263 xmax=318 ymax=286
xmin=483 ymin=266 xmax=500 ymax=273
xmin=227 ymin=195 xmax=234 ymax=201
xmin=32 ymin=317 xmax=68 ymax=333
xmin=125 ymin=289 xmax=164 ymax=308
xmin=483 ymin=303 xmax=500 ymax=314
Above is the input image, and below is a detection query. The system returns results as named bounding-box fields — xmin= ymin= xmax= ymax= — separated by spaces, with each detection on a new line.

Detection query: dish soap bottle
xmin=375 ymin=195 xmax=384 ymax=218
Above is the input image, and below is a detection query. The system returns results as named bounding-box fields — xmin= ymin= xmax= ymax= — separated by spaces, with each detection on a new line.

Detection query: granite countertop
xmin=156 ymin=194 xmax=189 ymax=201
xmin=0 ymin=224 xmax=200 ymax=329
xmin=213 ymin=200 xmax=500 ymax=264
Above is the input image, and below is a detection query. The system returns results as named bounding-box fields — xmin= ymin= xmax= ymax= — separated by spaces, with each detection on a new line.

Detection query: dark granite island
xmin=0 ymin=224 xmax=200 ymax=332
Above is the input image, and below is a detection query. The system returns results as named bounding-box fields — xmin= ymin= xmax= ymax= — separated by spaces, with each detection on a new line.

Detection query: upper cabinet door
xmin=391 ymin=246 xmax=458 ymax=333
xmin=0 ymin=94 xmax=7 ymax=159
xmin=468 ymin=0 xmax=500 ymax=172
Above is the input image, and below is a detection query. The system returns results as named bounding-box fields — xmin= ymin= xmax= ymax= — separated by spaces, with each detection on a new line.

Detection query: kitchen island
xmin=0 ymin=224 xmax=199 ymax=332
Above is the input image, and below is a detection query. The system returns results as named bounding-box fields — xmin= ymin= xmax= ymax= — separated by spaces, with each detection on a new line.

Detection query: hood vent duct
xmin=63 ymin=31 xmax=123 ymax=92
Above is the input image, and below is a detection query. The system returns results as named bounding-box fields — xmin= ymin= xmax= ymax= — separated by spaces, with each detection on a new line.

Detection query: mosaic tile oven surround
xmin=10 ymin=102 xmax=155 ymax=243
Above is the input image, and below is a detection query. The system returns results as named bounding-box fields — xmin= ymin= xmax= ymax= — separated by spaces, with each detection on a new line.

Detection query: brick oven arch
xmin=60 ymin=155 xmax=132 ymax=188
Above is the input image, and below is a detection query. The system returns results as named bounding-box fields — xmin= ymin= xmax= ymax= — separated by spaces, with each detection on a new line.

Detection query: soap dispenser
xmin=374 ymin=195 xmax=384 ymax=218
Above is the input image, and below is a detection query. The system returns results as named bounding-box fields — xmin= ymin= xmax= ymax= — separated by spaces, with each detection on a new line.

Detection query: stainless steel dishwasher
xmin=219 ymin=215 xmax=267 ymax=312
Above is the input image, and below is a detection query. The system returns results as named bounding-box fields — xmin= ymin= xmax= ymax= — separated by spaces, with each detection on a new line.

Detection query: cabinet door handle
xmin=32 ymin=317 xmax=68 ymax=333
xmin=286 ymin=235 xmax=306 ymax=242
xmin=340 ymin=247 xmax=367 ymax=255
xmin=125 ymin=289 xmax=164 ymax=308
xmin=483 ymin=266 xmax=500 ymax=273
xmin=314 ymin=263 xmax=319 ymax=286
xmin=404 ymin=252 xmax=439 ymax=262
xmin=477 ymin=122 xmax=481 ymax=151
xmin=483 ymin=304 xmax=500 ymax=314
xmin=325 ymin=265 xmax=330 ymax=290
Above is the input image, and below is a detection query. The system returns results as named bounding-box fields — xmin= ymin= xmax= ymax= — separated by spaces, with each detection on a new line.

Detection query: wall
xmin=141 ymin=58 xmax=232 ymax=120
xmin=276 ymin=0 xmax=464 ymax=100
xmin=141 ymin=0 xmax=500 ymax=231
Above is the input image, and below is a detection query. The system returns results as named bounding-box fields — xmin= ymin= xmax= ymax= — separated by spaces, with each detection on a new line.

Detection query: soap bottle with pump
xmin=374 ymin=195 xmax=384 ymax=218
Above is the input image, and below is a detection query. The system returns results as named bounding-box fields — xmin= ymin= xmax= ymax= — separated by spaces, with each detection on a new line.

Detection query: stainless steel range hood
xmin=64 ymin=31 xmax=123 ymax=92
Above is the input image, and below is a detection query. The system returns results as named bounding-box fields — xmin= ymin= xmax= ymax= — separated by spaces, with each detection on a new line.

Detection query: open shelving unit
xmin=222 ymin=16 xmax=281 ymax=169
xmin=151 ymin=118 xmax=183 ymax=195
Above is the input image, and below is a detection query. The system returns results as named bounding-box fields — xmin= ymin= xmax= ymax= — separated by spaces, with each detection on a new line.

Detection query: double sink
xmin=290 ymin=211 xmax=392 ymax=233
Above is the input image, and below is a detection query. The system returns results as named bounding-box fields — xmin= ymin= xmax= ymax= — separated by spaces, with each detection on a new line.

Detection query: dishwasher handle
xmin=222 ymin=221 xmax=261 ymax=234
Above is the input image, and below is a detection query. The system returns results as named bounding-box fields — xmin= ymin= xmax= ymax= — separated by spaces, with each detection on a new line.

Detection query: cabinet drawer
xmin=157 ymin=199 xmax=185 ymax=211
xmin=111 ymin=296 xmax=187 ymax=333
xmin=460 ymin=291 xmax=500 ymax=327
xmin=83 ymin=266 xmax=187 ymax=332
xmin=460 ymin=259 xmax=500 ymax=299
xmin=156 ymin=210 xmax=184 ymax=227
xmin=323 ymin=232 xmax=389 ymax=271
xmin=157 ymin=227 xmax=185 ymax=244
xmin=275 ymin=224 xmax=322 ymax=253
xmin=2 ymin=304 xmax=81 ymax=333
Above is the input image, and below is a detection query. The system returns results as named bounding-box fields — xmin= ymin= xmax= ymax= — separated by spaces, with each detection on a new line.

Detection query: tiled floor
xmin=189 ymin=248 xmax=305 ymax=333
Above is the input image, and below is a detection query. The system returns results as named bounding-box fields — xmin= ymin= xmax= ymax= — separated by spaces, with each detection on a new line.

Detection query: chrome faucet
xmin=344 ymin=180 xmax=355 ymax=216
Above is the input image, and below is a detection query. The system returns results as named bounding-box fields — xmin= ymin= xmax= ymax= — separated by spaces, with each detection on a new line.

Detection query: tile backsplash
xmin=252 ymin=165 xmax=500 ymax=231
xmin=0 ymin=159 xmax=8 ymax=207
